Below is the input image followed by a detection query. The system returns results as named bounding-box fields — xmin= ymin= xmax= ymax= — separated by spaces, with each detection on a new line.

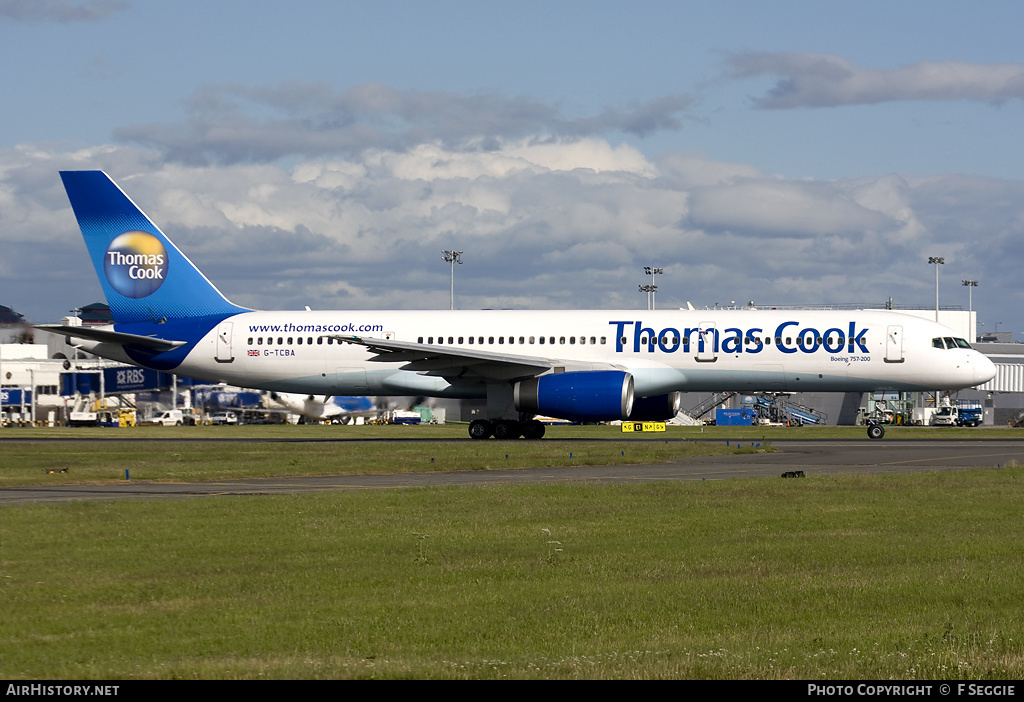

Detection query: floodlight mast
xmin=643 ymin=266 xmax=663 ymax=310
xmin=928 ymin=256 xmax=944 ymax=322
xmin=442 ymin=250 xmax=463 ymax=311
xmin=639 ymin=284 xmax=657 ymax=309
xmin=962 ymin=279 xmax=978 ymax=315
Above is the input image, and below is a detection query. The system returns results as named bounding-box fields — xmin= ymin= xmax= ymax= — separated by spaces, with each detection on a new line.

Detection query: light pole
xmin=643 ymin=266 xmax=663 ymax=310
xmin=962 ymin=280 xmax=978 ymax=338
xmin=442 ymin=250 xmax=462 ymax=311
xmin=962 ymin=280 xmax=977 ymax=313
xmin=928 ymin=257 xmax=944 ymax=322
xmin=639 ymin=284 xmax=657 ymax=309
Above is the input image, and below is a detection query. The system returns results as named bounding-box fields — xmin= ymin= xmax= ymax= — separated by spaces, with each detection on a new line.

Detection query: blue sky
xmin=3 ymin=0 xmax=1024 ymax=339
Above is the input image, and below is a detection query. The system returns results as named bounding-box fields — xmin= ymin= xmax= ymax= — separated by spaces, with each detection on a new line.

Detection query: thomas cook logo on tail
xmin=103 ymin=231 xmax=168 ymax=299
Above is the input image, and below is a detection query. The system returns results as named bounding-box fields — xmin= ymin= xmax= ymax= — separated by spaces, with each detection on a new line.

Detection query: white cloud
xmin=728 ymin=52 xmax=1024 ymax=108
xmin=113 ymin=83 xmax=693 ymax=165
xmin=686 ymin=178 xmax=896 ymax=237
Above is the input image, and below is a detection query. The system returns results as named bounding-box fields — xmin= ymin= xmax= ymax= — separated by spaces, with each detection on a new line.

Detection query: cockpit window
xmin=933 ymin=337 xmax=974 ymax=350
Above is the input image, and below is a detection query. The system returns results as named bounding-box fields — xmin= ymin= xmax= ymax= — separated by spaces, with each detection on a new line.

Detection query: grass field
xmin=1 ymin=424 xmax=1023 ymax=679
xmin=0 ymin=422 xmax=1014 ymax=486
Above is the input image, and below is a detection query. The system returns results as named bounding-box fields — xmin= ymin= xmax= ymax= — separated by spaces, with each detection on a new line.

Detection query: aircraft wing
xmin=333 ymin=335 xmax=623 ymax=383
xmin=35 ymin=324 xmax=187 ymax=352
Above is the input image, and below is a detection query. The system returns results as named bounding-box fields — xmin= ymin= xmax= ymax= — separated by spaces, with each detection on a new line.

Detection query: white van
xmin=148 ymin=410 xmax=184 ymax=426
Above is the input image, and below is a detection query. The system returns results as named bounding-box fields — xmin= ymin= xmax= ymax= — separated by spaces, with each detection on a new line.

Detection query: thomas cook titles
xmin=103 ymin=231 xmax=169 ymax=298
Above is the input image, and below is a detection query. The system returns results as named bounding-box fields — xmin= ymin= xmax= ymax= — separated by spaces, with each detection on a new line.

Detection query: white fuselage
xmin=88 ymin=308 xmax=993 ymax=399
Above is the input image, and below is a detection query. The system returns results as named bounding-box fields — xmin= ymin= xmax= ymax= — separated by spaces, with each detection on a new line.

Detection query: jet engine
xmin=628 ymin=392 xmax=681 ymax=421
xmin=514 ymin=370 xmax=634 ymax=422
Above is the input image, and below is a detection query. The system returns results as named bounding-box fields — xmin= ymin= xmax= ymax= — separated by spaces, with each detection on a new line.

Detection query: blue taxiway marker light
xmin=125 ymin=469 xmax=129 ymax=480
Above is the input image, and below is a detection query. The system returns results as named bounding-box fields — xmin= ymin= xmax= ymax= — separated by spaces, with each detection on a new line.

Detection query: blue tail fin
xmin=60 ymin=171 xmax=249 ymax=325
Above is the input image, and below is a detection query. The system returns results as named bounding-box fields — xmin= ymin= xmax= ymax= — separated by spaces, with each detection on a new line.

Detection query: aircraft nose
xmin=974 ymin=352 xmax=997 ymax=386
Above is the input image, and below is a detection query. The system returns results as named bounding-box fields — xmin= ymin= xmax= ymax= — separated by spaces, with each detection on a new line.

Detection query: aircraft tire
xmin=521 ymin=419 xmax=546 ymax=440
xmin=867 ymin=423 xmax=885 ymax=440
xmin=469 ymin=419 xmax=492 ymax=440
xmin=492 ymin=420 xmax=522 ymax=440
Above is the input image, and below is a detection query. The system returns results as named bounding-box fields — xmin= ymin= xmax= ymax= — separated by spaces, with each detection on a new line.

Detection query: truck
xmin=930 ymin=402 xmax=983 ymax=427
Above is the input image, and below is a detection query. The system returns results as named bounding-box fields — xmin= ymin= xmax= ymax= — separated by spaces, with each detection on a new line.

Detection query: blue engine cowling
xmin=628 ymin=392 xmax=681 ymax=421
xmin=514 ymin=371 xmax=634 ymax=422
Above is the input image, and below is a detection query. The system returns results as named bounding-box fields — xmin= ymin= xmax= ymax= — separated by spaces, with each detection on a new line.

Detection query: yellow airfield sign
xmin=621 ymin=421 xmax=667 ymax=433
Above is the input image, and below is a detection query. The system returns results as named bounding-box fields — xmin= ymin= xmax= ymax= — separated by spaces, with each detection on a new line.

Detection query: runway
xmin=3 ymin=438 xmax=1022 ymax=504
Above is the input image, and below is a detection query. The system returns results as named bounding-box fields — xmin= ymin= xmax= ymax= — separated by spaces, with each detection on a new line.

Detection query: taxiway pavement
xmin=2 ymin=438 xmax=1021 ymax=504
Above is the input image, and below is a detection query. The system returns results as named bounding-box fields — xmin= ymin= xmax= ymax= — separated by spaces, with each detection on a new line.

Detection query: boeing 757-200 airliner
xmin=40 ymin=171 xmax=996 ymax=439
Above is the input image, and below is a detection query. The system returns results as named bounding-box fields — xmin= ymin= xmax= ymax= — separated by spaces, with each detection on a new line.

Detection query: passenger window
xmin=529 ymin=336 xmax=535 ymax=344
xmin=458 ymin=337 xmax=464 ymax=344
xmin=539 ymin=336 xmax=545 ymax=345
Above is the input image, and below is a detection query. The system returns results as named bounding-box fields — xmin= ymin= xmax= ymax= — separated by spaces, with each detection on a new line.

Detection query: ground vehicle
xmin=146 ymin=409 xmax=184 ymax=426
xmin=208 ymin=412 xmax=238 ymax=425
xmin=931 ymin=403 xmax=982 ymax=427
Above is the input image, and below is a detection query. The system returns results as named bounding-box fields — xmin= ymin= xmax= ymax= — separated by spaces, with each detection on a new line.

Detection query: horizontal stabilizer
xmin=35 ymin=324 xmax=187 ymax=352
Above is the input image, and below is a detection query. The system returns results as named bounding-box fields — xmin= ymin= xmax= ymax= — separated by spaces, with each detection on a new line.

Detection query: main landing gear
xmin=468 ymin=418 xmax=546 ymax=440
xmin=867 ymin=423 xmax=885 ymax=440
